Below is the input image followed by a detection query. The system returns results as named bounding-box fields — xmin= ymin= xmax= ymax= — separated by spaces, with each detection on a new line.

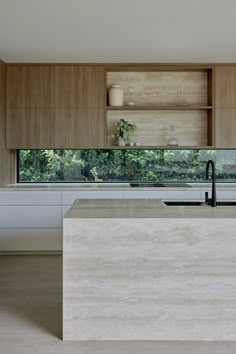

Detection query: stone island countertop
xmin=65 ymin=198 xmax=236 ymax=218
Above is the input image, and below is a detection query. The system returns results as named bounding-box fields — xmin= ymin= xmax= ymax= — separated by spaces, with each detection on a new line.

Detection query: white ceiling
xmin=1 ymin=0 xmax=236 ymax=63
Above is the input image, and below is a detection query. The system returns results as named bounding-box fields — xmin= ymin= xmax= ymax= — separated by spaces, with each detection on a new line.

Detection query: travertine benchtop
xmin=63 ymin=198 xmax=236 ymax=340
xmin=65 ymin=198 xmax=236 ymax=218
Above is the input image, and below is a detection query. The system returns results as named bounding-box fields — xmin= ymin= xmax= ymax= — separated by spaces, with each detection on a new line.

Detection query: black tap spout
xmin=205 ymin=160 xmax=217 ymax=207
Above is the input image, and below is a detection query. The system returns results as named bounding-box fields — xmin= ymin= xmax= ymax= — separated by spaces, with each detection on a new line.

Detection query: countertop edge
xmin=1 ymin=183 xmax=236 ymax=191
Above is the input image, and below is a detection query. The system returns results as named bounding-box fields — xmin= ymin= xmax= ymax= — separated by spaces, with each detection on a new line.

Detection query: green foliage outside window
xmin=18 ymin=149 xmax=236 ymax=183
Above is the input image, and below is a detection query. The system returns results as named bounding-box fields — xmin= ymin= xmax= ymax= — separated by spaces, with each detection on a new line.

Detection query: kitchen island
xmin=63 ymin=199 xmax=236 ymax=340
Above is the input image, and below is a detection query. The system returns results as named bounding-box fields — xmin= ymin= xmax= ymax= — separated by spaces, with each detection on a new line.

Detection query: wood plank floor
xmin=0 ymin=255 xmax=236 ymax=353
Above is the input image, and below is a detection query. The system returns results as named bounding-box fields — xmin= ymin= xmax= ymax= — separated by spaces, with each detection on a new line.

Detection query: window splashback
xmin=18 ymin=149 xmax=236 ymax=183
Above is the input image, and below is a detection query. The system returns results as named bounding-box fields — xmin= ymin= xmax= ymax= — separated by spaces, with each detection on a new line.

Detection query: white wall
xmin=1 ymin=0 xmax=236 ymax=62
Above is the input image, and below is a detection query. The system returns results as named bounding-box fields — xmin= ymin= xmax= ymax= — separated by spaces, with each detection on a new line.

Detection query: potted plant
xmin=112 ymin=119 xmax=137 ymax=146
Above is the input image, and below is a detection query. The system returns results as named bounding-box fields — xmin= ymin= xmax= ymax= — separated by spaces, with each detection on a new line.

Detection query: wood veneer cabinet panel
xmin=215 ymin=66 xmax=236 ymax=108
xmin=0 ymin=61 xmax=5 ymax=109
xmin=6 ymin=65 xmax=105 ymax=148
xmin=68 ymin=109 xmax=105 ymax=148
xmin=7 ymin=65 xmax=105 ymax=109
xmin=7 ymin=66 xmax=52 ymax=108
xmin=6 ymin=109 xmax=53 ymax=148
xmin=6 ymin=109 xmax=105 ymax=149
xmin=0 ymin=60 xmax=16 ymax=184
xmin=75 ymin=66 xmax=105 ymax=108
xmin=215 ymin=108 xmax=236 ymax=148
xmin=52 ymin=109 xmax=105 ymax=148
xmin=0 ymin=107 xmax=16 ymax=183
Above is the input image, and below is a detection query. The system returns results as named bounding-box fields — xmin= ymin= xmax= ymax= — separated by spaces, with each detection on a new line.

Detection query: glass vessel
xmin=167 ymin=125 xmax=179 ymax=146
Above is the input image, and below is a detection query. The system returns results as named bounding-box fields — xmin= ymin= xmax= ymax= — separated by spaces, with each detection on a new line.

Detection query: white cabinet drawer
xmin=123 ymin=191 xmax=203 ymax=200
xmin=62 ymin=191 xmax=124 ymax=205
xmin=216 ymin=191 xmax=236 ymax=200
xmin=0 ymin=206 xmax=62 ymax=228
xmin=0 ymin=191 xmax=61 ymax=205
xmin=0 ymin=228 xmax=62 ymax=251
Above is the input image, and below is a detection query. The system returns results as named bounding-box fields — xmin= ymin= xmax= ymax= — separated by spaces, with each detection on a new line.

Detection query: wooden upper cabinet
xmin=215 ymin=65 xmax=236 ymax=147
xmin=6 ymin=108 xmax=105 ymax=149
xmin=215 ymin=65 xmax=236 ymax=108
xmin=7 ymin=65 xmax=105 ymax=109
xmin=6 ymin=65 xmax=105 ymax=148
xmin=0 ymin=60 xmax=5 ymax=109
xmin=215 ymin=108 xmax=236 ymax=148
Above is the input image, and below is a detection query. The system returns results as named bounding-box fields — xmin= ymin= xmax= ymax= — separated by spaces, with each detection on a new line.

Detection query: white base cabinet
xmin=0 ymin=191 xmax=62 ymax=252
xmin=0 ymin=206 xmax=61 ymax=228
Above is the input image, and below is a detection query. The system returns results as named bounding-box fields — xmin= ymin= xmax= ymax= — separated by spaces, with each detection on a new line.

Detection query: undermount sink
xmin=130 ymin=183 xmax=191 ymax=188
xmin=164 ymin=201 xmax=236 ymax=206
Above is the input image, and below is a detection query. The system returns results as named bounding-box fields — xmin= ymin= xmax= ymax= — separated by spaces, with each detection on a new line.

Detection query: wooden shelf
xmin=106 ymin=106 xmax=213 ymax=111
xmin=105 ymin=145 xmax=213 ymax=150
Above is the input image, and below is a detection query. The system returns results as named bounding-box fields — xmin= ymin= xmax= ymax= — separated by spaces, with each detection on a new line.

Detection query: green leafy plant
xmin=112 ymin=119 xmax=137 ymax=141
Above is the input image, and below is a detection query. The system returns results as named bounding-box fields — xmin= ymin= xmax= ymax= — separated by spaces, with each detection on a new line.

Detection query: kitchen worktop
xmin=2 ymin=182 xmax=236 ymax=191
xmin=65 ymin=198 xmax=236 ymax=218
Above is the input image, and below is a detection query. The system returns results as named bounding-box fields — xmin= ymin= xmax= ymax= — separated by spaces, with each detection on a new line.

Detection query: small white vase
xmin=109 ymin=85 xmax=124 ymax=106
xmin=118 ymin=137 xmax=126 ymax=146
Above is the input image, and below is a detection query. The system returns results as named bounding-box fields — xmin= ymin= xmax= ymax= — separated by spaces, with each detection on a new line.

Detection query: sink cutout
xmin=164 ymin=201 xmax=236 ymax=206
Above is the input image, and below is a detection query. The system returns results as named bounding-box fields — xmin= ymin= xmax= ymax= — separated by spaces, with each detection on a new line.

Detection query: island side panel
xmin=63 ymin=218 xmax=236 ymax=340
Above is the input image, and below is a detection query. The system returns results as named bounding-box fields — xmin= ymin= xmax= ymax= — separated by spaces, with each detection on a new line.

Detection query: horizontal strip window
xmin=17 ymin=149 xmax=236 ymax=183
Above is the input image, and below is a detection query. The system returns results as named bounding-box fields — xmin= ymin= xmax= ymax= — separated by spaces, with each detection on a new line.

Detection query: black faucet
xmin=205 ymin=160 xmax=217 ymax=207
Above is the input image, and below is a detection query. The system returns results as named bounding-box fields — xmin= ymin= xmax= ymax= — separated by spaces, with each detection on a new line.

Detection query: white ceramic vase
xmin=109 ymin=85 xmax=124 ymax=106
xmin=118 ymin=137 xmax=126 ymax=146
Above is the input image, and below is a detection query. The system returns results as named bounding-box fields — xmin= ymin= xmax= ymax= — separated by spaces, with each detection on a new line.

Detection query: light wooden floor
xmin=1 ymin=255 xmax=236 ymax=354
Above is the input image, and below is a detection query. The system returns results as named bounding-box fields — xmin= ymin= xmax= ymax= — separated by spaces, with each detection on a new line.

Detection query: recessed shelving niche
xmin=107 ymin=110 xmax=209 ymax=147
xmin=106 ymin=68 xmax=214 ymax=148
